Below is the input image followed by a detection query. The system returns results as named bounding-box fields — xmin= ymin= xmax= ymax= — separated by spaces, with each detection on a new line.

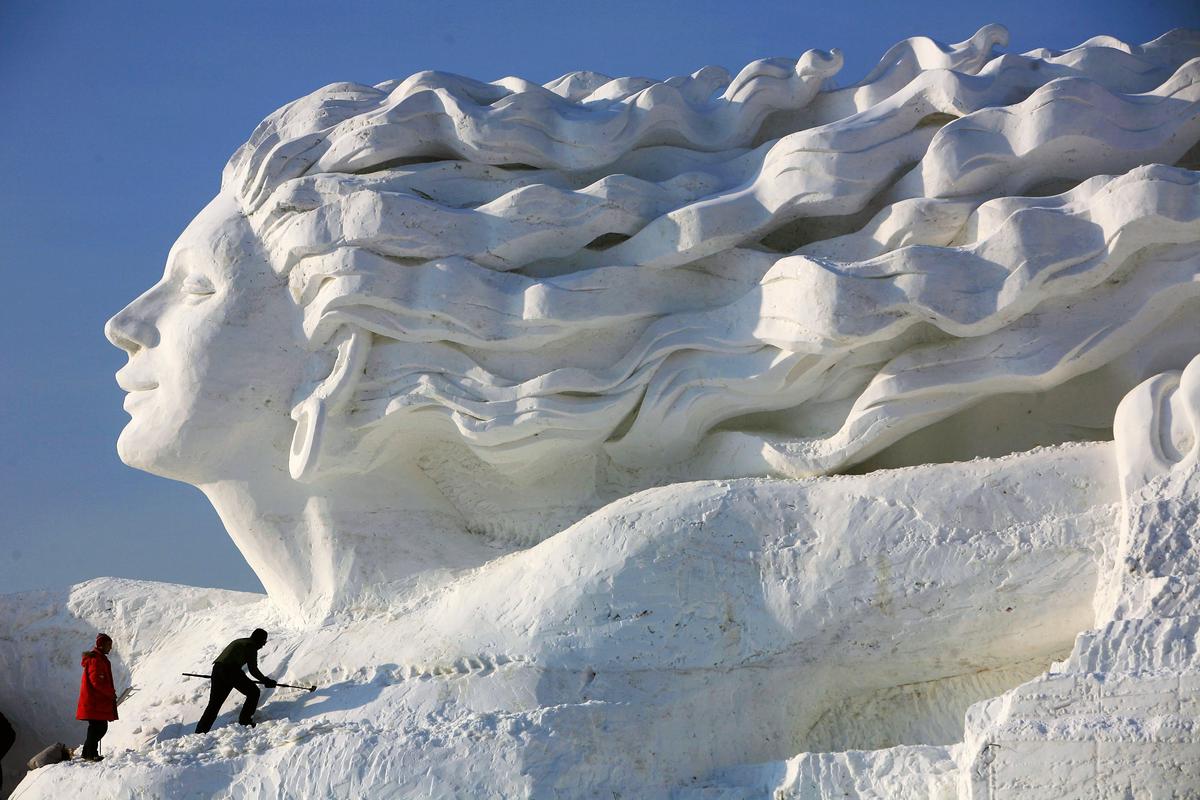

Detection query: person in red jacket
xmin=76 ymin=633 xmax=118 ymax=762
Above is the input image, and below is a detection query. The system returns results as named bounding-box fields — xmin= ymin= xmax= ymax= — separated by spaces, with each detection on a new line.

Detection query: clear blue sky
xmin=2 ymin=0 xmax=1197 ymax=595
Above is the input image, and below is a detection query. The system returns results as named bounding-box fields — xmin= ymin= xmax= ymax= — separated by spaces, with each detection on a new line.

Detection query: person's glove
xmin=264 ymin=678 xmax=278 ymax=688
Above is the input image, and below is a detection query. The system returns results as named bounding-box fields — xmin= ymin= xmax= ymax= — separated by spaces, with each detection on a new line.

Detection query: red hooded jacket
xmin=76 ymin=649 xmax=118 ymax=722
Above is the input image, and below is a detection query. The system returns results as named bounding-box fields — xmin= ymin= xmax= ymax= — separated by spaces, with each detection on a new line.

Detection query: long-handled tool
xmin=182 ymin=672 xmax=317 ymax=692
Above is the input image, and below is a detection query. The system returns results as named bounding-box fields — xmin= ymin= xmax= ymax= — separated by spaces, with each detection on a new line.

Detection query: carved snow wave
xmin=254 ymin=39 xmax=1200 ymax=277
xmin=280 ymin=167 xmax=1200 ymax=472
xmin=597 ymin=54 xmax=1200 ymax=269
xmin=226 ymin=27 xmax=1198 ymax=210
xmin=224 ymin=27 xmax=1200 ymax=476
xmin=225 ymin=27 xmax=1023 ymax=210
xmin=329 ymin=166 xmax=1200 ymax=470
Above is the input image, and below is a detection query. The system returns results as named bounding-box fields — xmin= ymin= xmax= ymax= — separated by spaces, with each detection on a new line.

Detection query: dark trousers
xmin=82 ymin=719 xmax=108 ymax=758
xmin=195 ymin=663 xmax=260 ymax=733
xmin=0 ymin=711 xmax=14 ymax=784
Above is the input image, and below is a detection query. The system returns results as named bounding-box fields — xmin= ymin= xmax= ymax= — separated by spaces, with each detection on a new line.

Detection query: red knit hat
xmin=95 ymin=633 xmax=112 ymax=648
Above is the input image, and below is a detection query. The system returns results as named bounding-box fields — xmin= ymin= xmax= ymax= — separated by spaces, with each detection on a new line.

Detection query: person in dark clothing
xmin=76 ymin=633 xmax=119 ymax=762
xmin=194 ymin=628 xmax=277 ymax=734
xmin=0 ymin=710 xmax=15 ymax=785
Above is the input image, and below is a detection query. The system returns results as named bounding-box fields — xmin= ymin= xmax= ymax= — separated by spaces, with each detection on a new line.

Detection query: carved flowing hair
xmin=223 ymin=25 xmax=1200 ymax=484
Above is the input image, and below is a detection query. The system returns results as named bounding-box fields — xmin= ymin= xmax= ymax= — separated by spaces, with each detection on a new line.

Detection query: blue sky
xmin=2 ymin=0 xmax=1197 ymax=595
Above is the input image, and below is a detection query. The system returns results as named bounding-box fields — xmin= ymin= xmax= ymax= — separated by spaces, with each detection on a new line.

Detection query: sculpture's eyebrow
xmin=165 ymin=247 xmax=207 ymax=277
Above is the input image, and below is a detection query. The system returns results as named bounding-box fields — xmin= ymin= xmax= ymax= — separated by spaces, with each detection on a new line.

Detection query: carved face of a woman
xmin=105 ymin=193 xmax=309 ymax=484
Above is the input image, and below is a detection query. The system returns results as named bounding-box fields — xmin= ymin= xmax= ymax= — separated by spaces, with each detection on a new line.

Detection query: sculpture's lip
xmin=116 ymin=375 xmax=159 ymax=392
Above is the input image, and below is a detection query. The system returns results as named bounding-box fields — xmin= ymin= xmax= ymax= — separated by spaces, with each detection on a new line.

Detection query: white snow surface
xmin=4 ymin=422 xmax=1199 ymax=797
xmin=2 ymin=442 xmax=1126 ymax=798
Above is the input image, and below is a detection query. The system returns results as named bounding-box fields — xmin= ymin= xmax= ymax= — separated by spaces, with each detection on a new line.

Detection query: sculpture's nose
xmin=105 ymin=295 xmax=160 ymax=354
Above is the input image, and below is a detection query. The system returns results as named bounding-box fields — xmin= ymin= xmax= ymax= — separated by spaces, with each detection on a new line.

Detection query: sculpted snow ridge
xmin=206 ymin=27 xmax=1200 ymax=491
xmin=609 ymin=165 xmax=1200 ymax=472
xmin=224 ymin=27 xmax=1022 ymax=205
xmin=263 ymin=159 xmax=1200 ymax=478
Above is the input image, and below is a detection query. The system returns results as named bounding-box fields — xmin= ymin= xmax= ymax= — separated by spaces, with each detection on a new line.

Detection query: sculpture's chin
xmin=116 ymin=427 xmax=165 ymax=475
xmin=115 ymin=422 xmax=198 ymax=484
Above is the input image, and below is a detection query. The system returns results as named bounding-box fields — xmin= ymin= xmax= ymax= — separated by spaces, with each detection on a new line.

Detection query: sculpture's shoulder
xmin=538 ymin=441 xmax=1116 ymax=569
xmin=433 ymin=441 xmax=1118 ymax=668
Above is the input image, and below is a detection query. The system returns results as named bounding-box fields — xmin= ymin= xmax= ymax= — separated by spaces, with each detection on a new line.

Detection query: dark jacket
xmin=0 ymin=710 xmax=14 ymax=752
xmin=76 ymin=650 xmax=118 ymax=722
xmin=214 ymin=637 xmax=267 ymax=682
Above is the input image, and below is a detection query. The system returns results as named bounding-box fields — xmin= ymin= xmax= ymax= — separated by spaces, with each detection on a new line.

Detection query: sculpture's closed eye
xmin=182 ymin=275 xmax=215 ymax=298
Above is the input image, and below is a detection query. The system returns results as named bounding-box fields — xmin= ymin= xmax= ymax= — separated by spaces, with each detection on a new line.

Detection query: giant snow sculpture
xmin=3 ymin=25 xmax=1199 ymax=799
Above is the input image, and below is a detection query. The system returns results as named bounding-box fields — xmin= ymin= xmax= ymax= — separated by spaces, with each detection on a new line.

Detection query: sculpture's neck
xmin=199 ymin=463 xmax=501 ymax=625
